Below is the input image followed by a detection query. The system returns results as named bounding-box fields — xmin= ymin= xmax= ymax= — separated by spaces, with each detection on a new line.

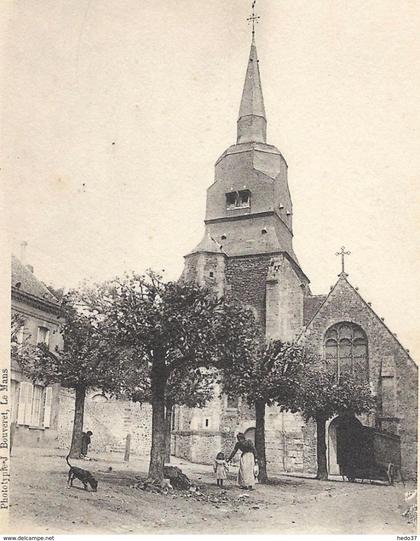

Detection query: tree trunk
xmin=147 ymin=361 xmax=167 ymax=483
xmin=69 ymin=385 xmax=86 ymax=458
xmin=255 ymin=399 xmax=268 ymax=483
xmin=164 ymin=402 xmax=173 ymax=464
xmin=316 ymin=417 xmax=328 ymax=480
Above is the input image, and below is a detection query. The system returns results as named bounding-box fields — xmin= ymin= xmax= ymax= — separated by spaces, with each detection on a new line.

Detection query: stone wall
xmin=172 ymin=431 xmax=221 ymax=464
xmin=57 ymin=389 xmax=152 ymax=456
xmin=266 ymin=254 xmax=305 ymax=341
xmin=225 ymin=254 xmax=272 ymax=325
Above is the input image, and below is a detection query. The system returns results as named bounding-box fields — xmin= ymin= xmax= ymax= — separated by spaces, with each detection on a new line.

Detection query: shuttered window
xmin=10 ymin=380 xmax=19 ymax=423
xmin=31 ymin=385 xmax=43 ymax=427
xmin=37 ymin=326 xmax=50 ymax=346
xmin=16 ymin=383 xmax=53 ymax=429
xmin=17 ymin=382 xmax=33 ymax=425
xmin=43 ymin=387 xmax=53 ymax=428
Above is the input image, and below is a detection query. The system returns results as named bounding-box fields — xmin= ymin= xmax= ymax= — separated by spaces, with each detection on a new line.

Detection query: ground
xmin=8 ymin=447 xmax=416 ymax=535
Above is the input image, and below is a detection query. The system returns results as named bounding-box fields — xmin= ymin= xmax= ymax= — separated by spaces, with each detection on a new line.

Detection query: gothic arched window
xmin=324 ymin=322 xmax=368 ymax=379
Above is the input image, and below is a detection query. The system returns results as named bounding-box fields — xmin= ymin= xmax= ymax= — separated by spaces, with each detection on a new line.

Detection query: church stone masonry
xmin=173 ymin=35 xmax=418 ymax=479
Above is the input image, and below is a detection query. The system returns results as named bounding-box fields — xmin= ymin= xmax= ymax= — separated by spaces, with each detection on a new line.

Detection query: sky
xmin=2 ymin=0 xmax=419 ymax=359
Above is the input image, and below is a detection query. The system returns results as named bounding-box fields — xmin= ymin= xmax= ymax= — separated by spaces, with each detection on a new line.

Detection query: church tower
xmin=175 ymin=10 xmax=417 ymax=480
xmin=175 ymin=9 xmax=417 ymax=481
xmin=182 ymin=33 xmax=310 ymax=340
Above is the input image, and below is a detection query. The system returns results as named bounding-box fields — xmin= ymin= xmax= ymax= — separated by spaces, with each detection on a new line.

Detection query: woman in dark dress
xmin=80 ymin=430 xmax=93 ymax=459
xmin=227 ymin=433 xmax=258 ymax=489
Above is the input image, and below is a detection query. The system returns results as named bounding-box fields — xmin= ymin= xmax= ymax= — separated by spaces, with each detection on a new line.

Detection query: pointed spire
xmin=237 ymin=38 xmax=267 ymax=144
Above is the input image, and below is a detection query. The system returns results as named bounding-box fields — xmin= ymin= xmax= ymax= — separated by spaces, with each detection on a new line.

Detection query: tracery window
xmin=324 ymin=322 xmax=368 ymax=379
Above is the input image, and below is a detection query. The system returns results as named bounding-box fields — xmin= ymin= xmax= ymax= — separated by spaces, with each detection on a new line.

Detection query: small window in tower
xmin=205 ymin=418 xmax=209 ymax=427
xmin=238 ymin=190 xmax=250 ymax=207
xmin=225 ymin=190 xmax=251 ymax=210
xmin=209 ymin=271 xmax=214 ymax=278
xmin=226 ymin=192 xmax=237 ymax=209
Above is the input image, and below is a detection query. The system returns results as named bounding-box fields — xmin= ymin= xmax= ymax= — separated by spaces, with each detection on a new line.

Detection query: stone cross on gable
xmin=247 ymin=0 xmax=260 ymax=38
xmin=336 ymin=246 xmax=351 ymax=276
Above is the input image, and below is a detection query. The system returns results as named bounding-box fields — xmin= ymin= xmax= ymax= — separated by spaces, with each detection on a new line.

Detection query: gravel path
xmin=7 ymin=447 xmax=415 ymax=535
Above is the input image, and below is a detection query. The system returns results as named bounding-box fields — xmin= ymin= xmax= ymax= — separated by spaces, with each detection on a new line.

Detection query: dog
xmin=66 ymin=453 xmax=98 ymax=492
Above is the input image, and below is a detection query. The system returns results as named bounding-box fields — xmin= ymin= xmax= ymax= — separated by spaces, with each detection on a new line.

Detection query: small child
xmin=213 ymin=451 xmax=229 ymax=487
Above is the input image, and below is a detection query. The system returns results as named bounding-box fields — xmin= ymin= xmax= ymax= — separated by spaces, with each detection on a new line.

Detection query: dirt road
xmin=8 ymin=447 xmax=415 ymax=535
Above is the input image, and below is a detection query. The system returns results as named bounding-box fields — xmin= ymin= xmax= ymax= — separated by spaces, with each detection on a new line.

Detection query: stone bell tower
xmin=182 ymin=33 xmax=310 ymax=341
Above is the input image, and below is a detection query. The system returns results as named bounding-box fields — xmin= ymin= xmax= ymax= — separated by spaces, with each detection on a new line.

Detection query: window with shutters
xmin=37 ymin=326 xmax=50 ymax=346
xmin=10 ymin=380 xmax=19 ymax=423
xmin=17 ymin=382 xmax=33 ymax=425
xmin=43 ymin=387 xmax=53 ymax=428
xmin=16 ymin=383 xmax=53 ymax=429
xmin=31 ymin=385 xmax=43 ymax=427
xmin=324 ymin=322 xmax=368 ymax=379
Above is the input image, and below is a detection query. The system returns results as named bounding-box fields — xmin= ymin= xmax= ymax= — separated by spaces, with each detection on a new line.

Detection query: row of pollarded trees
xmin=13 ymin=270 xmax=375 ymax=483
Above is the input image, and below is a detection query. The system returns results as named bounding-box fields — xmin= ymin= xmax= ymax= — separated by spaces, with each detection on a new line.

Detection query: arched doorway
xmin=328 ymin=415 xmax=364 ymax=477
xmin=244 ymin=427 xmax=255 ymax=445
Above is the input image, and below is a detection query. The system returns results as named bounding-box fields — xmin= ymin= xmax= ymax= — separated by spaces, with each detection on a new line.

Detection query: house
xmin=11 ymin=252 xmax=63 ymax=447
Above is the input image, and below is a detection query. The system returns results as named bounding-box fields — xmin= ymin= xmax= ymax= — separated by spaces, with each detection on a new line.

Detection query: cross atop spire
xmin=237 ymin=3 xmax=266 ymax=145
xmin=336 ymin=246 xmax=351 ymax=276
xmin=247 ymin=1 xmax=260 ymax=42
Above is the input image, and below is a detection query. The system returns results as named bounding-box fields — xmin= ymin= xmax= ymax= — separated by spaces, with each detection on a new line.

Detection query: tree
xmin=296 ymin=366 xmax=376 ymax=480
xmin=95 ymin=271 xmax=258 ymax=483
xmin=222 ymin=340 xmax=310 ymax=483
xmin=122 ymin=362 xmax=216 ymax=463
xmin=16 ymin=288 xmax=127 ymax=458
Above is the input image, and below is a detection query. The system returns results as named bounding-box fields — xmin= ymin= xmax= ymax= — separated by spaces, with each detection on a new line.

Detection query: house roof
xmin=11 ymin=255 xmax=60 ymax=307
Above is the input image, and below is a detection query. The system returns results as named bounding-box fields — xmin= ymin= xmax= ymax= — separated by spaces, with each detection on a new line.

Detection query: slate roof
xmin=238 ymin=39 xmax=266 ymax=120
xmin=187 ymin=232 xmax=226 ymax=256
xmin=303 ymin=294 xmax=328 ymax=326
xmin=11 ymin=255 xmax=60 ymax=306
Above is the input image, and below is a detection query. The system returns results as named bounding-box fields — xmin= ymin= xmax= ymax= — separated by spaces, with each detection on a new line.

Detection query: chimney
xmin=20 ymin=241 xmax=34 ymax=273
xmin=20 ymin=241 xmax=28 ymax=265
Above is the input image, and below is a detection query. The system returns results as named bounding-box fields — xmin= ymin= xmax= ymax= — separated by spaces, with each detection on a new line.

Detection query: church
xmin=172 ymin=29 xmax=418 ymax=480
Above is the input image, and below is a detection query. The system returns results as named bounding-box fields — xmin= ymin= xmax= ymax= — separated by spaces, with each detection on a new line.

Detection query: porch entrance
xmin=328 ymin=415 xmax=363 ymax=476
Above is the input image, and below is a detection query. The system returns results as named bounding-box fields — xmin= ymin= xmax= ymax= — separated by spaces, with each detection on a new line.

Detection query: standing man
xmin=80 ymin=430 xmax=93 ymax=460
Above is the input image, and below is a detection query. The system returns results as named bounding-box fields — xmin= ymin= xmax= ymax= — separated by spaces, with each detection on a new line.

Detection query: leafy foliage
xmin=16 ymin=288 xmax=127 ymax=395
xmin=125 ymin=363 xmax=216 ymax=409
xmin=222 ymin=339 xmax=310 ymax=410
xmin=92 ymin=271 xmax=259 ymax=383
xmin=296 ymin=365 xmax=376 ymax=422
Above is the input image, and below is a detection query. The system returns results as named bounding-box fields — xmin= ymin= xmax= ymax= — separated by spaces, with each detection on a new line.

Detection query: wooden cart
xmin=336 ymin=417 xmax=401 ymax=485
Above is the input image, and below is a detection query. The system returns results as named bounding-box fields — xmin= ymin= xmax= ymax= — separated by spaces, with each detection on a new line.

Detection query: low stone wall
xmin=57 ymin=389 xmax=152 ymax=456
